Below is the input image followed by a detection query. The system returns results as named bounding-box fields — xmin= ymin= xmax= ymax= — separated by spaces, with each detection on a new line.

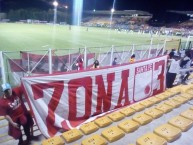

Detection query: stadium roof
xmin=167 ymin=10 xmax=193 ymax=17
xmin=84 ymin=10 xmax=152 ymax=16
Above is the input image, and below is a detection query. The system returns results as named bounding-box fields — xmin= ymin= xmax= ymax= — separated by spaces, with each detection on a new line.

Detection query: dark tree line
xmin=6 ymin=8 xmax=70 ymax=23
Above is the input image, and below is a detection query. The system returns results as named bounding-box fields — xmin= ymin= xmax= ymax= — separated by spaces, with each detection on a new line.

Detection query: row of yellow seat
xmin=42 ymin=84 xmax=193 ymax=145
xmin=137 ymin=107 xmax=193 ymax=145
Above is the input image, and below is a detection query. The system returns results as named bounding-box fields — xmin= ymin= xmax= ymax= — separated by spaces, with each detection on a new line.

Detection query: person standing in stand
xmin=0 ymin=83 xmax=33 ymax=145
xmin=112 ymin=57 xmax=117 ymax=66
xmin=129 ymin=54 xmax=135 ymax=63
xmin=76 ymin=57 xmax=84 ymax=70
xmin=166 ymin=53 xmax=181 ymax=88
xmin=92 ymin=59 xmax=100 ymax=69
xmin=180 ymin=50 xmax=192 ymax=84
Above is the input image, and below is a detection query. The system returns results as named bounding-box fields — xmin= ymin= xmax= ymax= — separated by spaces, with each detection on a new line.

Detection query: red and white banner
xmin=22 ymin=56 xmax=167 ymax=138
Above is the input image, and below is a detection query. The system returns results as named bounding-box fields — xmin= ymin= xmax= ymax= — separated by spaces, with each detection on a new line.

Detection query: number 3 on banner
xmin=31 ymin=81 xmax=64 ymax=136
xmin=153 ymin=60 xmax=165 ymax=95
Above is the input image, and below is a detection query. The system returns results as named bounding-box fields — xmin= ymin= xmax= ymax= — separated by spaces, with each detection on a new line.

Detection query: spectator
xmin=71 ymin=58 xmax=77 ymax=70
xmin=168 ymin=49 xmax=176 ymax=59
xmin=76 ymin=57 xmax=84 ymax=70
xmin=60 ymin=60 xmax=68 ymax=72
xmin=0 ymin=83 xmax=34 ymax=145
xmin=180 ymin=50 xmax=191 ymax=84
xmin=129 ymin=54 xmax=135 ymax=63
xmin=166 ymin=53 xmax=180 ymax=88
xmin=92 ymin=59 xmax=100 ymax=69
xmin=179 ymin=49 xmax=186 ymax=57
xmin=112 ymin=57 xmax=117 ymax=66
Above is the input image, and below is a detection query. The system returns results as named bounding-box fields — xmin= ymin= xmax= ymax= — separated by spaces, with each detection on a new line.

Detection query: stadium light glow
xmin=53 ymin=1 xmax=58 ymax=7
xmin=73 ymin=0 xmax=83 ymax=25
xmin=111 ymin=8 xmax=115 ymax=13
xmin=53 ymin=1 xmax=58 ymax=24
xmin=93 ymin=9 xmax=96 ymax=12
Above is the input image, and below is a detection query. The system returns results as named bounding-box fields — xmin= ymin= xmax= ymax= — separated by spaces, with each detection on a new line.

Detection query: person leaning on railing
xmin=0 ymin=83 xmax=34 ymax=145
xmin=92 ymin=59 xmax=100 ymax=69
xmin=129 ymin=54 xmax=135 ymax=63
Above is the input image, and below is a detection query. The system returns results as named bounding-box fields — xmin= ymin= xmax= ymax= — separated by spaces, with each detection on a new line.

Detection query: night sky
xmin=0 ymin=0 xmax=193 ymax=15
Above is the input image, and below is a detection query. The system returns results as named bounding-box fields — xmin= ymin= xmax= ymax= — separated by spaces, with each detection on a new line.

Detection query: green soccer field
xmin=0 ymin=23 xmax=185 ymax=52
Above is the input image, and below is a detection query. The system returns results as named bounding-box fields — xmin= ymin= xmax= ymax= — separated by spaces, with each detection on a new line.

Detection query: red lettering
xmin=115 ymin=70 xmax=130 ymax=108
xmin=31 ymin=81 xmax=64 ymax=136
xmin=68 ymin=77 xmax=92 ymax=120
xmin=94 ymin=73 xmax=115 ymax=115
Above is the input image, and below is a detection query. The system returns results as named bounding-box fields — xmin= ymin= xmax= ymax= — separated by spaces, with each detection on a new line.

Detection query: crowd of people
xmin=166 ymin=49 xmax=192 ymax=88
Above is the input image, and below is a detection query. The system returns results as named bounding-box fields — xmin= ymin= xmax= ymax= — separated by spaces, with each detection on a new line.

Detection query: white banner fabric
xmin=22 ymin=55 xmax=167 ymax=138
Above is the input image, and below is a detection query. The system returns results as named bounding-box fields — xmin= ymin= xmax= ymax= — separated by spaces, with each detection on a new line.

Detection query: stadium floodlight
xmin=53 ymin=1 xmax=58 ymax=7
xmin=111 ymin=8 xmax=115 ymax=13
xmin=53 ymin=1 xmax=58 ymax=24
xmin=65 ymin=5 xmax=68 ymax=9
xmin=93 ymin=9 xmax=96 ymax=12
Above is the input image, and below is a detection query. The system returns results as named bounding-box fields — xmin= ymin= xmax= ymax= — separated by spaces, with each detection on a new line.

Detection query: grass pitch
xmin=0 ymin=23 xmax=184 ymax=52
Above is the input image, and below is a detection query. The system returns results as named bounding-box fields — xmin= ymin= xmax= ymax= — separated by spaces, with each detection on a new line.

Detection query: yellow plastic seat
xmin=144 ymin=108 xmax=163 ymax=119
xmin=155 ymin=104 xmax=173 ymax=113
xmin=167 ymin=87 xmax=181 ymax=94
xmin=147 ymin=97 xmax=162 ymax=104
xmin=173 ymin=96 xmax=189 ymax=104
xmin=118 ymin=119 xmax=140 ymax=133
xmin=119 ymin=107 xmax=135 ymax=117
xmin=108 ymin=111 xmax=125 ymax=122
xmin=180 ymin=93 xmax=193 ymax=100
xmin=140 ymin=99 xmax=155 ymax=107
xmin=168 ymin=115 xmax=193 ymax=132
xmin=154 ymin=123 xmax=181 ymax=142
xmin=180 ymin=109 xmax=193 ymax=120
xmin=42 ymin=136 xmax=65 ymax=145
xmin=156 ymin=94 xmax=169 ymax=101
xmin=101 ymin=126 xmax=125 ymax=143
xmin=62 ymin=129 xmax=83 ymax=143
xmin=187 ymin=90 xmax=193 ymax=95
xmin=164 ymin=99 xmax=181 ymax=108
xmin=136 ymin=132 xmax=167 ymax=145
xmin=180 ymin=85 xmax=191 ymax=93
xmin=94 ymin=116 xmax=112 ymax=128
xmin=130 ymin=103 xmax=146 ymax=112
xmin=80 ymin=122 xmax=99 ymax=135
xmin=162 ymin=91 xmax=173 ymax=97
xmin=81 ymin=134 xmax=107 ymax=145
xmin=132 ymin=113 xmax=152 ymax=125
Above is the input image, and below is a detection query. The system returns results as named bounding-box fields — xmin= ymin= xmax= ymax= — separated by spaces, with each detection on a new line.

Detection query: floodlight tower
xmin=53 ymin=1 xmax=58 ymax=24
xmin=64 ymin=5 xmax=68 ymax=23
xmin=110 ymin=8 xmax=115 ymax=29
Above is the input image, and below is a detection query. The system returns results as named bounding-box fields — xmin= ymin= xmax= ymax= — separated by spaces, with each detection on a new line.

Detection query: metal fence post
xmin=48 ymin=48 xmax=52 ymax=74
xmin=0 ymin=51 xmax=6 ymax=83
xmin=132 ymin=44 xmax=135 ymax=55
xmin=84 ymin=46 xmax=87 ymax=69
xmin=110 ymin=45 xmax=114 ymax=66
xmin=148 ymin=38 xmax=153 ymax=58
xmin=163 ymin=39 xmax=167 ymax=55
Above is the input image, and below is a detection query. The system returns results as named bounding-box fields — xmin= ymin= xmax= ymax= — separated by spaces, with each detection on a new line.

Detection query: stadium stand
xmin=82 ymin=10 xmax=193 ymax=37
